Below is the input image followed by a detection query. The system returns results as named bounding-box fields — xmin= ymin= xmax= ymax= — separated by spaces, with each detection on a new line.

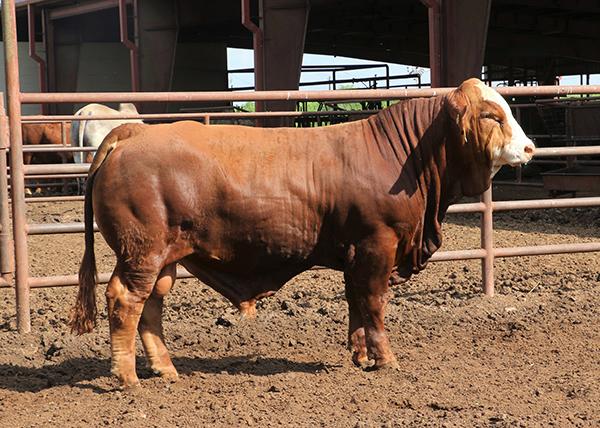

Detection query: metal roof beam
xmin=48 ymin=0 xmax=130 ymax=20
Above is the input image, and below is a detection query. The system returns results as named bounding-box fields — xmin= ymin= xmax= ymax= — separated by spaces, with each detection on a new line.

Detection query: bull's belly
xmin=180 ymin=251 xmax=311 ymax=307
xmin=178 ymin=220 xmax=343 ymax=305
xmin=187 ymin=230 xmax=318 ymax=274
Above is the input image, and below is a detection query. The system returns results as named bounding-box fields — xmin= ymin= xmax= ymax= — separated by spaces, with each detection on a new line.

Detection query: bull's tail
xmin=69 ymin=140 xmax=115 ymax=335
xmin=69 ymin=171 xmax=98 ymax=334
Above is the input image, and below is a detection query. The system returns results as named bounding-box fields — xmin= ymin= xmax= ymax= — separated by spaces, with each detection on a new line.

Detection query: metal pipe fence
xmin=2 ymin=0 xmax=600 ymax=333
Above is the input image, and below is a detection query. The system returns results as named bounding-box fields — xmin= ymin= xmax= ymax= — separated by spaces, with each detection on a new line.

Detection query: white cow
xmin=71 ymin=103 xmax=143 ymax=164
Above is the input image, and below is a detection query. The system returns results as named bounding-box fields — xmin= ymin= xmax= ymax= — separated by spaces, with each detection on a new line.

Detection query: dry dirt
xmin=0 ymin=185 xmax=599 ymax=427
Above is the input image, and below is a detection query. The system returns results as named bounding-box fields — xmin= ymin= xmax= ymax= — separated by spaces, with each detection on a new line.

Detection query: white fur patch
xmin=475 ymin=82 xmax=535 ymax=171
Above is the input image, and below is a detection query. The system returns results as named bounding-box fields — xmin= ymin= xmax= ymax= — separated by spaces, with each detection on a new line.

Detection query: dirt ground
xmin=0 ymin=185 xmax=599 ymax=427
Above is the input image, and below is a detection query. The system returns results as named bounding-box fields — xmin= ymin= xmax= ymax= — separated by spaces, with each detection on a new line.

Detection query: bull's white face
xmin=475 ymin=82 xmax=535 ymax=176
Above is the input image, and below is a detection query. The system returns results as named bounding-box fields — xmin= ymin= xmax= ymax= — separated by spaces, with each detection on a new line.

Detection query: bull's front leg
xmin=106 ymin=266 xmax=153 ymax=389
xmin=344 ymin=274 xmax=371 ymax=368
xmin=138 ymin=263 xmax=178 ymax=381
xmin=344 ymin=233 xmax=398 ymax=370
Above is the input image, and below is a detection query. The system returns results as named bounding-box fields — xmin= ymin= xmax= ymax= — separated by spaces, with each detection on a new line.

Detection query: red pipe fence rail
xmin=2 ymin=0 xmax=600 ymax=333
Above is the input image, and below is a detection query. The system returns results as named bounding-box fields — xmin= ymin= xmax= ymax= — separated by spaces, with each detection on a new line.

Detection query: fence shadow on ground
xmin=0 ymin=355 xmax=333 ymax=394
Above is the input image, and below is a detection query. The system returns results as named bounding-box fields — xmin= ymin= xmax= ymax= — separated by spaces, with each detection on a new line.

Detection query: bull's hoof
xmin=111 ymin=367 xmax=141 ymax=390
xmin=154 ymin=367 xmax=179 ymax=382
xmin=352 ymin=352 xmax=374 ymax=369
xmin=365 ymin=359 xmax=400 ymax=373
xmin=117 ymin=377 xmax=141 ymax=391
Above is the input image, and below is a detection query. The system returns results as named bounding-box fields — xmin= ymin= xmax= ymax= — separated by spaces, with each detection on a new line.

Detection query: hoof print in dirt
xmin=215 ymin=313 xmax=237 ymax=327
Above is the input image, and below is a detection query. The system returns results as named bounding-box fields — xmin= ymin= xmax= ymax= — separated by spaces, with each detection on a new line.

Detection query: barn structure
xmin=4 ymin=0 xmax=600 ymax=115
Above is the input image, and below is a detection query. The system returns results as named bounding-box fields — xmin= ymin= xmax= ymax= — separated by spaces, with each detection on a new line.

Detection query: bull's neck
xmin=363 ymin=96 xmax=462 ymax=271
xmin=365 ymin=96 xmax=446 ymax=165
xmin=364 ymin=96 xmax=458 ymax=204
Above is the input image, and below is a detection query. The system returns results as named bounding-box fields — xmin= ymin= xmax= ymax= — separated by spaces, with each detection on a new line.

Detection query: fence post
xmin=0 ymin=100 xmax=14 ymax=285
xmin=2 ymin=0 xmax=32 ymax=332
xmin=481 ymin=186 xmax=494 ymax=296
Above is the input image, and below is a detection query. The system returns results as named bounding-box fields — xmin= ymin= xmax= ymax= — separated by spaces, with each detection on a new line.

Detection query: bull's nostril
xmin=524 ymin=145 xmax=534 ymax=155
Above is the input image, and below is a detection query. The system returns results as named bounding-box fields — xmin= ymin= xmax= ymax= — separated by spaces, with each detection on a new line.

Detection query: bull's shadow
xmin=0 ymin=355 xmax=333 ymax=394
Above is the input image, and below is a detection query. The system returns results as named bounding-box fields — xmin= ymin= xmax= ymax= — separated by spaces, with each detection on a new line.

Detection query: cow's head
xmin=445 ymin=78 xmax=535 ymax=195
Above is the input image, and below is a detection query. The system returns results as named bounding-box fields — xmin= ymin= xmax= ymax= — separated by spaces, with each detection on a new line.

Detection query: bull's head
xmin=446 ymin=78 xmax=535 ymax=196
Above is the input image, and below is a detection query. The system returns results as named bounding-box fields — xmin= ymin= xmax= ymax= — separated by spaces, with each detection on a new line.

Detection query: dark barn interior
xmin=12 ymin=0 xmax=600 ymax=94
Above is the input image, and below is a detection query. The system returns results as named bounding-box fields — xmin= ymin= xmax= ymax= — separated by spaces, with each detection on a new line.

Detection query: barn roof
xmin=11 ymin=0 xmax=600 ymax=81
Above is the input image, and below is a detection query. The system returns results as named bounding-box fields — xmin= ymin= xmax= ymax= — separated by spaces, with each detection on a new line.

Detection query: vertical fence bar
xmin=481 ymin=186 xmax=494 ymax=296
xmin=0 ymin=99 xmax=14 ymax=284
xmin=3 ymin=0 xmax=32 ymax=332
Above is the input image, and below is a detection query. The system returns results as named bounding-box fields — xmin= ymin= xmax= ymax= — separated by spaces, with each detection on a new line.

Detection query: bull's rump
xmin=92 ymin=121 xmax=370 ymax=274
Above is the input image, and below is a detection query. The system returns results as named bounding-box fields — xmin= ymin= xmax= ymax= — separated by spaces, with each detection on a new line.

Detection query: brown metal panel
xmin=137 ymin=0 xmax=178 ymax=113
xmin=260 ymin=0 xmax=309 ymax=126
xmin=441 ymin=0 xmax=491 ymax=86
xmin=424 ymin=0 xmax=491 ymax=87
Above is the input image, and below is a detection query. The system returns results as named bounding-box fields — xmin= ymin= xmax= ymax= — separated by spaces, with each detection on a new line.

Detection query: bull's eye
xmin=481 ymin=113 xmax=503 ymax=128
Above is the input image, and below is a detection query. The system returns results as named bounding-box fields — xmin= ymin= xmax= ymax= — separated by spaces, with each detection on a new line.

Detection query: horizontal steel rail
xmin=535 ymin=147 xmax=600 ymax=157
xmin=494 ymin=242 xmax=600 ymax=258
xmin=22 ymin=146 xmax=96 ymax=153
xmin=22 ymin=266 xmax=194 ymax=289
xmin=27 ymin=222 xmax=98 ymax=234
xmin=18 ymin=85 xmax=600 ymax=104
xmin=15 ymin=146 xmax=600 ymax=177
xmin=25 ymin=195 xmax=84 ymax=203
xmin=23 ymin=163 xmax=91 ymax=174
xmin=23 ymin=109 xmax=379 ymax=122
xmin=3 ymin=240 xmax=598 ymax=290
xmin=493 ymin=196 xmax=600 ymax=211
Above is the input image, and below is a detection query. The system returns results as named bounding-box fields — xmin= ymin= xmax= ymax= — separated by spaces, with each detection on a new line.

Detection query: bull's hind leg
xmin=106 ymin=265 xmax=157 ymax=388
xmin=138 ymin=263 xmax=178 ymax=381
xmin=345 ymin=233 xmax=398 ymax=370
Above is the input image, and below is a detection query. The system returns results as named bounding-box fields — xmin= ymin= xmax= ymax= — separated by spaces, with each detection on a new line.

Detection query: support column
xmin=423 ymin=0 xmax=491 ymax=87
xmin=259 ymin=0 xmax=309 ymax=126
xmin=137 ymin=0 xmax=178 ymax=113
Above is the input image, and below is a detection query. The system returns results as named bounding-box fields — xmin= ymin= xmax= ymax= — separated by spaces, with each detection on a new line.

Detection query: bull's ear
xmin=446 ymin=87 xmax=471 ymax=142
